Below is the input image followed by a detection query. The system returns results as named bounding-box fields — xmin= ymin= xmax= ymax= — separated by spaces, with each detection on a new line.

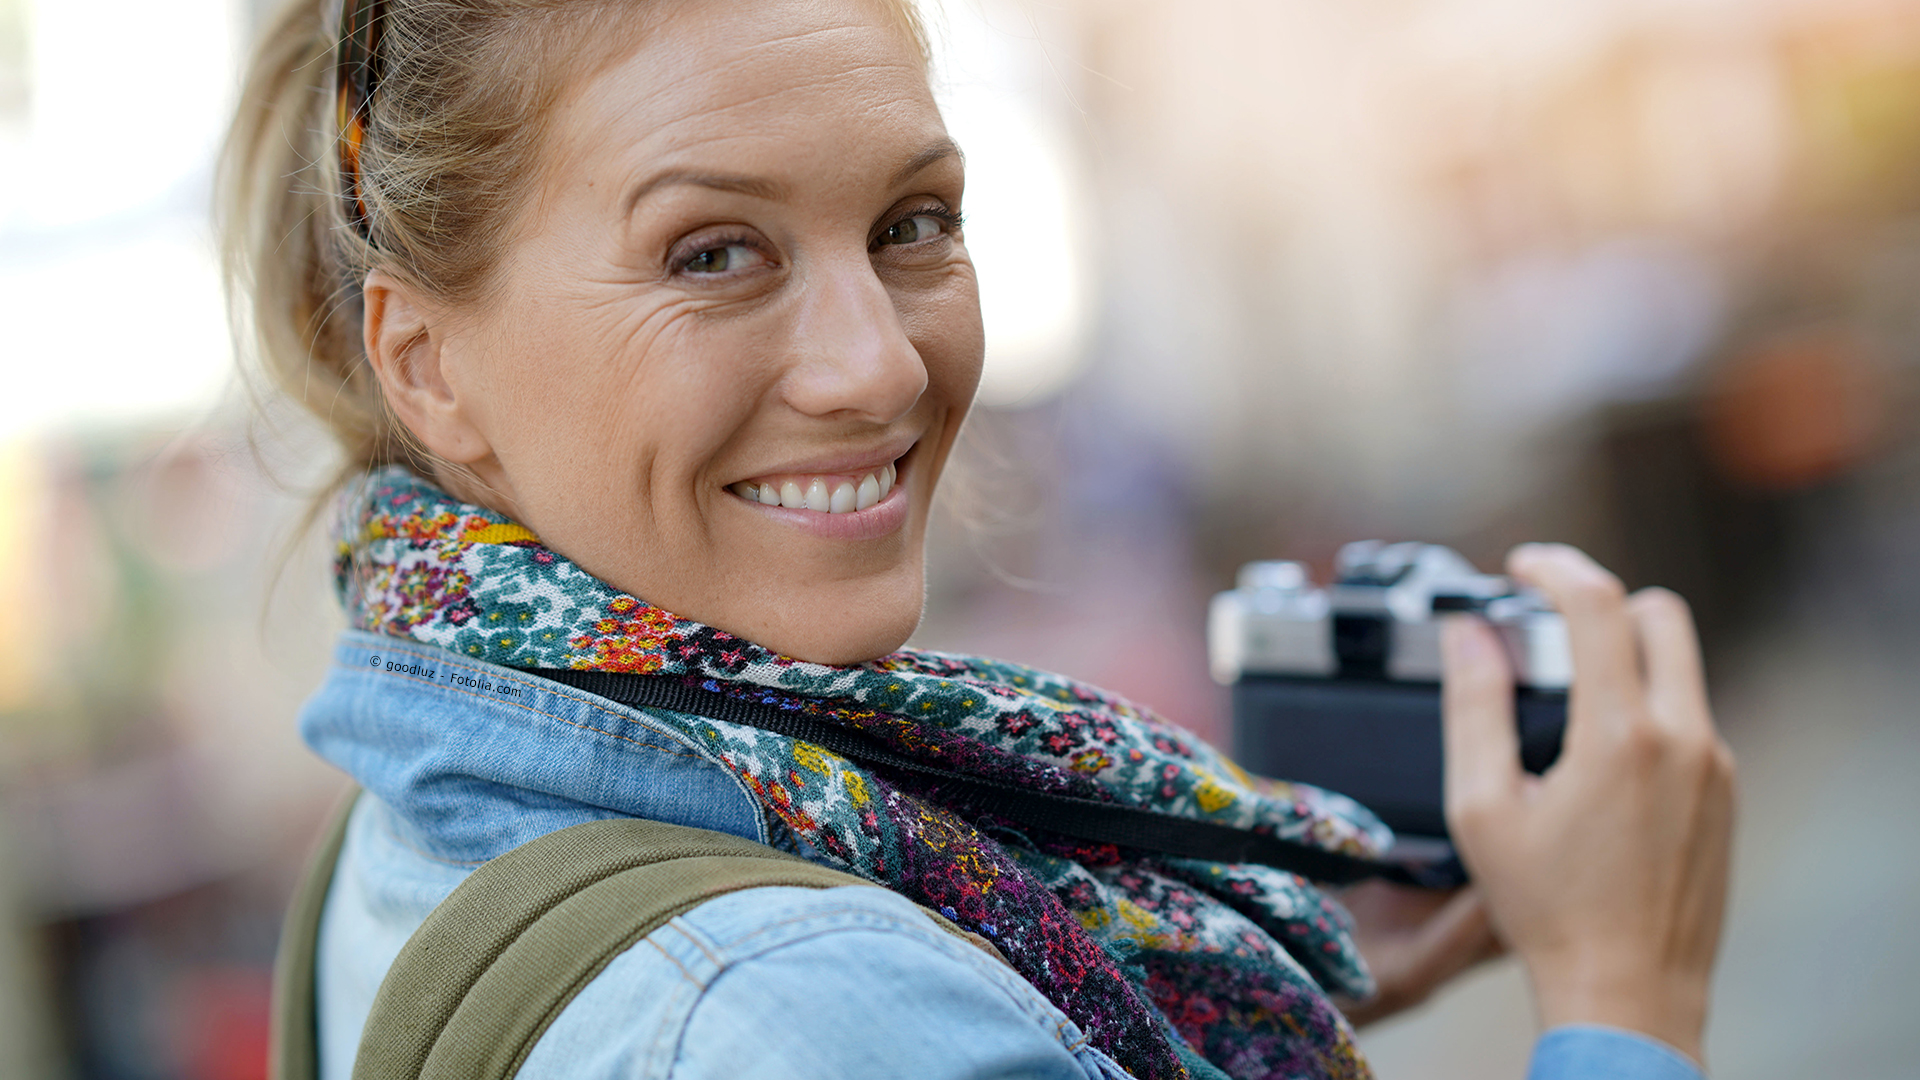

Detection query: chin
xmin=784 ymin=619 xmax=920 ymax=666
xmin=745 ymin=569 xmax=927 ymax=666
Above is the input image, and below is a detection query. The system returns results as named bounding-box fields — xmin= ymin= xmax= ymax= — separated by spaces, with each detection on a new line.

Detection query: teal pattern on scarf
xmin=338 ymin=467 xmax=1390 ymax=1080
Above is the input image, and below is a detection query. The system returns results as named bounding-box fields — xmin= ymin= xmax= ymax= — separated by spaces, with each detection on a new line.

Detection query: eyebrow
xmin=623 ymin=171 xmax=787 ymax=217
xmin=621 ymin=137 xmax=963 ymax=217
xmin=888 ymin=136 xmax=962 ymax=188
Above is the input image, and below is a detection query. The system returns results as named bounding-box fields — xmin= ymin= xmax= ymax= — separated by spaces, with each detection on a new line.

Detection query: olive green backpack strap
xmin=348 ymin=812 xmax=1000 ymax=1080
xmin=271 ymin=788 xmax=362 ymax=1080
xmin=269 ymin=790 xmax=1002 ymax=1080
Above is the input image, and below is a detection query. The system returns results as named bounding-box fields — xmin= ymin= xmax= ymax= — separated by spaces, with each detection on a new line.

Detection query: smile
xmin=728 ymin=462 xmax=898 ymax=514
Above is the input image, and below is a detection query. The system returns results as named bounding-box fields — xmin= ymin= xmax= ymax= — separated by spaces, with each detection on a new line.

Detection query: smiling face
xmin=364 ymin=0 xmax=982 ymax=664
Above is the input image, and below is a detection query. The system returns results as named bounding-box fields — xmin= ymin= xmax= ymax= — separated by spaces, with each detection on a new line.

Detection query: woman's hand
xmin=1334 ymin=882 xmax=1504 ymax=1027
xmin=1441 ymin=544 xmax=1736 ymax=1066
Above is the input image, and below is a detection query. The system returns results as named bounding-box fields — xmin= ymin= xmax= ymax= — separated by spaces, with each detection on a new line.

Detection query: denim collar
xmin=300 ymin=629 xmax=767 ymax=866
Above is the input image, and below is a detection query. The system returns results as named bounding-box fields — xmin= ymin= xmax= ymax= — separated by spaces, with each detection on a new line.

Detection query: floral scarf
xmin=337 ymin=467 xmax=1388 ymax=1080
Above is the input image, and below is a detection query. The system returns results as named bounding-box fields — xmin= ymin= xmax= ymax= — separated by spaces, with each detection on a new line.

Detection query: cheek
xmin=904 ymin=267 xmax=986 ymax=402
xmin=469 ymin=286 xmax=771 ymax=472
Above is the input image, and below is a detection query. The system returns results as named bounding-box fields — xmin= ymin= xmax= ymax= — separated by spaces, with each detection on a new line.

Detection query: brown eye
xmin=879 ymin=214 xmax=947 ymax=247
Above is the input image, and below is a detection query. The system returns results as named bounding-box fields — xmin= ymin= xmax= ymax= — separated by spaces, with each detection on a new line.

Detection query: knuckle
xmin=1445 ymin=790 xmax=1498 ymax=829
xmin=1570 ymin=571 xmax=1627 ymax=611
xmin=1695 ymin=742 xmax=1738 ymax=808
xmin=1629 ymin=586 xmax=1691 ymax=622
xmin=1446 ymin=808 xmax=1490 ymax=841
xmin=1677 ymin=730 xmax=1722 ymax=778
xmin=1516 ymin=542 xmax=1602 ymax=576
xmin=1616 ymin=715 xmax=1668 ymax=763
xmin=1525 ymin=541 xmax=1583 ymax=562
xmin=1712 ymin=739 xmax=1738 ymax=781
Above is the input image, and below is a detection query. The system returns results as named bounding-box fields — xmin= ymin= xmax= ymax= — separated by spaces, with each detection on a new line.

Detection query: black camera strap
xmin=535 ymin=668 xmax=1430 ymax=888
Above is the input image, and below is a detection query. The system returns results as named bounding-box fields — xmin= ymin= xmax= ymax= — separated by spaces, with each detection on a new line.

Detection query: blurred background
xmin=2 ymin=0 xmax=1918 ymax=1075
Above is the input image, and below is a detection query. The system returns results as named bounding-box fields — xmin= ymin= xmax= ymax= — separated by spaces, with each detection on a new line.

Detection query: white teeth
xmin=737 ymin=464 xmax=899 ymax=513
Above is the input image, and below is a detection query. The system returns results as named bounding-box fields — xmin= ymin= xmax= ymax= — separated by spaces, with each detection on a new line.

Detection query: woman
xmin=222 ymin=0 xmax=1736 ymax=1077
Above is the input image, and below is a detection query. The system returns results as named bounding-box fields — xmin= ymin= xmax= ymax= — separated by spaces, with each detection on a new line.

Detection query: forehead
xmin=547 ymin=0 xmax=944 ymax=199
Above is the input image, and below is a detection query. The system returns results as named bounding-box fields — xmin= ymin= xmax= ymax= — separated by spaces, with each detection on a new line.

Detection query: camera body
xmin=1210 ymin=542 xmax=1571 ymax=852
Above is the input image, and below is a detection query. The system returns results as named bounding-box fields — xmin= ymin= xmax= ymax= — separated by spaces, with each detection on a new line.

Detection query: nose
xmin=779 ymin=253 xmax=927 ymax=423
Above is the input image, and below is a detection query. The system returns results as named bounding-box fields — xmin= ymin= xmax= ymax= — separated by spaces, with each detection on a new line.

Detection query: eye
xmin=683 ymin=243 xmax=767 ymax=274
xmin=877 ymin=213 xmax=952 ymax=248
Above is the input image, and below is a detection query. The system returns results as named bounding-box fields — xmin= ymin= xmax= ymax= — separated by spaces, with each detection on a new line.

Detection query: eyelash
xmin=671 ymin=203 xmax=965 ymax=277
xmin=876 ymin=205 xmax=965 ymax=248
xmin=674 ymin=231 xmax=767 ymax=276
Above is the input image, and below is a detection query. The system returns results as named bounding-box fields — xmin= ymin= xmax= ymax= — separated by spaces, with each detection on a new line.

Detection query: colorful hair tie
xmin=335 ymin=0 xmax=384 ymax=240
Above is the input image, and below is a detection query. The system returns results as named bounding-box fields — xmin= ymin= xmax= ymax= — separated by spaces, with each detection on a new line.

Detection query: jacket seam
xmin=338 ymin=634 xmax=773 ymax=845
xmin=660 ymin=919 xmax=726 ymax=970
xmin=644 ymin=935 xmax=704 ymax=986
xmin=338 ymin=651 xmax=708 ymax=762
xmin=660 ymin=905 xmax=1081 ymax=1072
xmin=683 ymin=889 xmax=922 ymax=958
xmin=673 ymin=890 xmax=1031 ymax=999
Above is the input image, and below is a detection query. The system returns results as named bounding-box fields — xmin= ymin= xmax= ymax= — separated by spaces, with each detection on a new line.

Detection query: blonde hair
xmin=219 ymin=0 xmax=930 ymax=501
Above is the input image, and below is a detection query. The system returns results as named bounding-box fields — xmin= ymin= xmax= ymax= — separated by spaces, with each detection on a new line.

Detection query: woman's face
xmin=377 ymin=0 xmax=982 ymax=664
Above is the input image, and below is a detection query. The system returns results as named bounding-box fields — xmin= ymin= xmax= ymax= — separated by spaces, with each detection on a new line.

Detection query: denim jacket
xmin=301 ymin=629 xmax=1704 ymax=1080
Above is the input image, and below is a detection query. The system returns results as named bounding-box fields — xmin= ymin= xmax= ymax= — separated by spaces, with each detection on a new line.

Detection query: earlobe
xmin=362 ymin=271 xmax=494 ymax=465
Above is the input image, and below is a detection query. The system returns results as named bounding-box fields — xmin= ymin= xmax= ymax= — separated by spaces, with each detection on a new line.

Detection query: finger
xmin=1627 ymin=588 xmax=1713 ymax=738
xmin=1411 ymin=887 xmax=1501 ymax=984
xmin=1442 ymin=616 xmax=1521 ymax=821
xmin=1507 ymin=544 xmax=1644 ymax=738
xmin=1678 ymin=742 xmax=1738 ymax=964
xmin=1355 ymin=888 xmax=1500 ymax=1026
xmin=1337 ymin=879 xmax=1459 ymax=943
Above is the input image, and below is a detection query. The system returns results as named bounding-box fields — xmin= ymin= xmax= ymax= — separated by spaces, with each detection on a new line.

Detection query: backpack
xmin=269 ymin=792 xmax=1003 ymax=1080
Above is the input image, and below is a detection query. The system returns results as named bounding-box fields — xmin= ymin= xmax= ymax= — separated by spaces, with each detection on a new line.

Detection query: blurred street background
xmin=3 ymin=0 xmax=1919 ymax=1076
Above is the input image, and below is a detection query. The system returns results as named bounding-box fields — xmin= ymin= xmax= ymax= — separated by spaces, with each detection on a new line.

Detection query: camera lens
xmin=1333 ymin=614 xmax=1391 ymax=679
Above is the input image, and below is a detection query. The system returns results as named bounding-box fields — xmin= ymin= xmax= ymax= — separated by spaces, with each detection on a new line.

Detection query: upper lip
xmin=732 ymin=434 xmax=916 ymax=483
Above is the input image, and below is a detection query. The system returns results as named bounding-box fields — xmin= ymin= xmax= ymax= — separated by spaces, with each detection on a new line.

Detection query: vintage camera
xmin=1210 ymin=542 xmax=1571 ymax=859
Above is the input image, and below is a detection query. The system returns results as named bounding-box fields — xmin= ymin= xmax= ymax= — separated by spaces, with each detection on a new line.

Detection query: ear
xmin=362 ymin=270 xmax=494 ymax=465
